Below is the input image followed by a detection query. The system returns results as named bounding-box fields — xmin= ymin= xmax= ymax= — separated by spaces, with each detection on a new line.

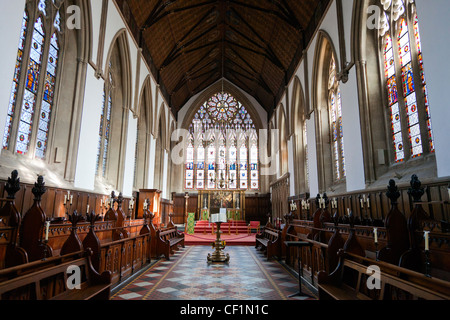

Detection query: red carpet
xmin=183 ymin=233 xmax=256 ymax=246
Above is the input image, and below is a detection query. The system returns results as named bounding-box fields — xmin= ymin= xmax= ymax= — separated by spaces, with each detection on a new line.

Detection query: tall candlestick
xmin=424 ymin=231 xmax=430 ymax=251
xmin=347 ymin=208 xmax=350 ymax=217
xmin=70 ymin=195 xmax=73 ymax=205
xmin=374 ymin=228 xmax=378 ymax=244
xmin=64 ymin=195 xmax=67 ymax=205
xmin=87 ymin=204 xmax=90 ymax=214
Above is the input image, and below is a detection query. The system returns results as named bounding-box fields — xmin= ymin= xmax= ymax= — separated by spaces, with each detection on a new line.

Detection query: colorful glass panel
xmin=3 ymin=11 xmax=29 ymax=149
xmin=96 ymin=66 xmax=113 ymax=177
xmin=398 ymin=18 xmax=422 ymax=158
xmin=36 ymin=33 xmax=59 ymax=159
xmin=384 ymin=34 xmax=405 ymax=162
xmin=16 ymin=16 xmax=45 ymax=155
xmin=188 ymin=93 xmax=257 ymax=191
xmin=328 ymin=57 xmax=346 ymax=180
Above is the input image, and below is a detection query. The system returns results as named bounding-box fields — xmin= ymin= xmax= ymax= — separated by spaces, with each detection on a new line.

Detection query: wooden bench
xmin=255 ymin=227 xmax=282 ymax=260
xmin=318 ymin=250 xmax=450 ymax=300
xmin=0 ymin=249 xmax=112 ymax=300
xmin=155 ymin=227 xmax=185 ymax=260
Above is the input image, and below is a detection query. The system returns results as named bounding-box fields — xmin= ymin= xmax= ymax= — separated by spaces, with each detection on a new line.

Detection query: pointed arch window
xmin=380 ymin=0 xmax=434 ymax=163
xmin=328 ymin=56 xmax=346 ymax=181
xmin=185 ymin=92 xmax=259 ymax=191
xmin=96 ymin=65 xmax=113 ymax=177
xmin=3 ymin=1 xmax=64 ymax=160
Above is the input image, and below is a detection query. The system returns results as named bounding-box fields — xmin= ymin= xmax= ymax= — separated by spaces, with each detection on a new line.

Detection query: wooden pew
xmin=318 ymin=250 xmax=450 ymax=300
xmin=10 ymin=175 xmax=52 ymax=265
xmin=0 ymin=249 xmax=112 ymax=300
xmin=256 ymin=227 xmax=282 ymax=260
xmin=80 ymin=212 xmax=151 ymax=285
xmin=1 ymin=171 xmax=27 ymax=269
xmin=155 ymin=227 xmax=185 ymax=260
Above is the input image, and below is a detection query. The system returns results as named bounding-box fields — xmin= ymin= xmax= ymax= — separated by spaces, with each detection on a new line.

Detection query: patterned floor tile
xmin=111 ymin=245 xmax=317 ymax=301
xmin=118 ymin=292 xmax=143 ymax=300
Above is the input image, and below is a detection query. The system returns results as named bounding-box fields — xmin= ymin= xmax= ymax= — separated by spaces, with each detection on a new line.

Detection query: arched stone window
xmin=379 ymin=0 xmax=434 ymax=163
xmin=3 ymin=0 xmax=65 ymax=160
xmin=184 ymin=92 xmax=259 ymax=191
xmin=291 ymin=77 xmax=309 ymax=194
xmin=133 ymin=78 xmax=152 ymax=190
xmin=328 ymin=55 xmax=346 ymax=181
xmin=313 ymin=31 xmax=347 ymax=192
xmin=95 ymin=31 xmax=132 ymax=190
xmin=154 ymin=107 xmax=166 ymax=191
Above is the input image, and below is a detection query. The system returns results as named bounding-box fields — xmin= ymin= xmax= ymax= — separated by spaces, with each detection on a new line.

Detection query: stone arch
xmin=278 ymin=104 xmax=289 ymax=177
xmin=351 ymin=0 xmax=390 ymax=184
xmin=154 ymin=103 xmax=167 ymax=191
xmin=291 ymin=76 xmax=309 ymax=194
xmin=104 ymin=29 xmax=132 ymax=111
xmin=134 ymin=76 xmax=153 ymax=190
xmin=97 ymin=29 xmax=133 ymax=191
xmin=181 ymin=80 xmax=265 ymax=132
xmin=312 ymin=30 xmax=346 ymax=193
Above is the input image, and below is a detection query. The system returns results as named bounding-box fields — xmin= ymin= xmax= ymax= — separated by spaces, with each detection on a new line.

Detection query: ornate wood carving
xmin=378 ymin=180 xmax=410 ymax=265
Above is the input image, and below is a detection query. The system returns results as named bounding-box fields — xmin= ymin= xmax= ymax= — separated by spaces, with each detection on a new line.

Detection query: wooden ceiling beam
xmin=229 ymin=8 xmax=286 ymax=72
xmin=225 ymin=47 xmax=274 ymax=96
xmin=142 ymin=0 xmax=218 ymax=30
xmin=228 ymin=0 xmax=302 ymax=31
xmin=226 ymin=40 xmax=284 ymax=71
xmin=266 ymin=0 xmax=303 ymax=31
xmin=160 ymin=17 xmax=217 ymax=69
xmin=230 ymin=68 xmax=273 ymax=96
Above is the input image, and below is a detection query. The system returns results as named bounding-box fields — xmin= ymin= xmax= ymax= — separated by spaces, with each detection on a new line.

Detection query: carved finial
xmin=86 ymin=212 xmax=101 ymax=227
xmin=333 ymin=212 xmax=339 ymax=227
xmin=348 ymin=210 xmax=355 ymax=228
xmin=67 ymin=210 xmax=83 ymax=229
xmin=315 ymin=194 xmax=321 ymax=207
xmin=323 ymin=193 xmax=329 ymax=208
xmin=5 ymin=170 xmax=21 ymax=199
xmin=32 ymin=175 xmax=47 ymax=201
xmin=408 ymin=174 xmax=424 ymax=203
xmin=117 ymin=193 xmax=124 ymax=207
xmin=386 ymin=179 xmax=400 ymax=205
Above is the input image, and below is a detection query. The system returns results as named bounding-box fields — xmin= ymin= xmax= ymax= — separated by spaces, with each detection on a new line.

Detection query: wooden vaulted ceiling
xmin=117 ymin=0 xmax=331 ymax=119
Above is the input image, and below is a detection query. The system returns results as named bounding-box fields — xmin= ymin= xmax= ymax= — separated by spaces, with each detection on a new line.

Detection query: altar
xmin=197 ymin=191 xmax=245 ymax=221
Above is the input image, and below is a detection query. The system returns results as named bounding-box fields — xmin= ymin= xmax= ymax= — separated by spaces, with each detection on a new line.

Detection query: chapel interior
xmin=0 ymin=0 xmax=449 ymax=303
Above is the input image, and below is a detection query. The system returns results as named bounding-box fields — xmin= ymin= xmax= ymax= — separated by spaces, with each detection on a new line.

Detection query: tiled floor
xmin=111 ymin=246 xmax=317 ymax=301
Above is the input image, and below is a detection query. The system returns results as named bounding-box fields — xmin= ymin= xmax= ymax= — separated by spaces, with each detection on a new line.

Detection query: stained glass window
xmin=185 ymin=92 xmax=258 ymax=191
xmin=328 ymin=56 xmax=346 ymax=181
xmin=16 ymin=16 xmax=45 ymax=155
xmin=384 ymin=34 xmax=404 ymax=162
xmin=379 ymin=2 xmax=434 ymax=163
xmin=3 ymin=11 xmax=29 ymax=150
xmin=3 ymin=3 xmax=64 ymax=160
xmin=398 ymin=18 xmax=423 ymax=158
xmin=304 ymin=123 xmax=309 ymax=189
xmin=36 ymin=33 xmax=59 ymax=159
xmin=96 ymin=66 xmax=113 ymax=177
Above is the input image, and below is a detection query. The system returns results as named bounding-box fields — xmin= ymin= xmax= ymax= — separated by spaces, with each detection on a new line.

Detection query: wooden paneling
xmin=245 ymin=194 xmax=271 ymax=224
xmin=0 ymin=180 xmax=133 ymax=221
